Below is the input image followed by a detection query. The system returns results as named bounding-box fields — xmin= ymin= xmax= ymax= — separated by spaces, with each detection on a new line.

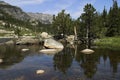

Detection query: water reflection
xmin=108 ymin=50 xmax=120 ymax=73
xmin=0 ymin=44 xmax=120 ymax=80
xmin=53 ymin=47 xmax=74 ymax=74
xmin=53 ymin=44 xmax=120 ymax=79
xmin=79 ymin=54 xmax=97 ymax=78
xmin=0 ymin=45 xmax=24 ymax=69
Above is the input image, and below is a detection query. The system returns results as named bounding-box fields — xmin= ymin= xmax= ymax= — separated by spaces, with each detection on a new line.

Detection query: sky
xmin=1 ymin=0 xmax=120 ymax=18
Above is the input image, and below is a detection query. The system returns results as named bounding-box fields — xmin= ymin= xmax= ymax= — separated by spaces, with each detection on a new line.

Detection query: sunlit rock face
xmin=44 ymin=38 xmax=64 ymax=49
xmin=40 ymin=32 xmax=52 ymax=39
xmin=0 ymin=1 xmax=53 ymax=24
xmin=0 ymin=1 xmax=30 ymax=21
xmin=27 ymin=13 xmax=53 ymax=24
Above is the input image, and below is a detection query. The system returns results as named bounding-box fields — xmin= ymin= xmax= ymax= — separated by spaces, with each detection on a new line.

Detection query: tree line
xmin=52 ymin=0 xmax=120 ymax=38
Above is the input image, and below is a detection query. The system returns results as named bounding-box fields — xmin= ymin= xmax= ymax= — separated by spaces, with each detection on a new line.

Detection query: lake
xmin=0 ymin=44 xmax=120 ymax=80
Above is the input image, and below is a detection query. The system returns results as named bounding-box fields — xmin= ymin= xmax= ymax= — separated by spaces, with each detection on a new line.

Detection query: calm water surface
xmin=0 ymin=44 xmax=120 ymax=80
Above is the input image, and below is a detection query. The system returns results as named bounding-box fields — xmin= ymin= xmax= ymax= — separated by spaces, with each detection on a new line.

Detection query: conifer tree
xmin=106 ymin=0 xmax=119 ymax=36
xmin=52 ymin=10 xmax=73 ymax=35
xmin=80 ymin=4 xmax=96 ymax=45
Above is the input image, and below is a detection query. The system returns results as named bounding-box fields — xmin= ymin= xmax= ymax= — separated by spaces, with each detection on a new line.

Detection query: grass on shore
xmin=95 ymin=37 xmax=120 ymax=50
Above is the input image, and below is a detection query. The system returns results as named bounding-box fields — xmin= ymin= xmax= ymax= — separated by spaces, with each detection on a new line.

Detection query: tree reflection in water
xmin=53 ymin=47 xmax=74 ymax=74
xmin=75 ymin=44 xmax=98 ymax=78
xmin=53 ymin=44 xmax=98 ymax=78
xmin=0 ymin=44 xmax=120 ymax=79
xmin=0 ymin=45 xmax=24 ymax=69
xmin=80 ymin=54 xmax=97 ymax=78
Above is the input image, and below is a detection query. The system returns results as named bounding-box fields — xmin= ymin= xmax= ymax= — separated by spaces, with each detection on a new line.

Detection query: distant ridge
xmin=0 ymin=1 xmax=53 ymax=24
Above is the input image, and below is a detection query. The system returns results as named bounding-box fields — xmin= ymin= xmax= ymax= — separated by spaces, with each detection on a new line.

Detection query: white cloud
xmin=43 ymin=0 xmax=96 ymax=19
xmin=70 ymin=0 xmax=97 ymax=18
xmin=55 ymin=0 xmax=76 ymax=10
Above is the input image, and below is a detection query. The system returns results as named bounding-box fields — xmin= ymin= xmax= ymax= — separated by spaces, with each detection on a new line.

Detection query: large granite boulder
xmin=44 ymin=38 xmax=64 ymax=49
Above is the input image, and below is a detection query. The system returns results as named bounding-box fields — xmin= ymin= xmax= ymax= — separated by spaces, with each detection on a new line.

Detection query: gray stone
xmin=44 ymin=38 xmax=64 ymax=49
xmin=21 ymin=48 xmax=29 ymax=52
xmin=28 ymin=12 xmax=53 ymax=24
xmin=40 ymin=32 xmax=52 ymax=39
xmin=16 ymin=36 xmax=39 ymax=45
xmin=36 ymin=70 xmax=45 ymax=74
xmin=81 ymin=49 xmax=94 ymax=54
xmin=0 ymin=59 xmax=3 ymax=63
xmin=39 ymin=49 xmax=63 ymax=54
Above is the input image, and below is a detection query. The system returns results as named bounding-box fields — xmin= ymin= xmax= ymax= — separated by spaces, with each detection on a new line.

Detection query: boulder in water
xmin=21 ymin=48 xmax=29 ymax=52
xmin=39 ymin=49 xmax=63 ymax=54
xmin=44 ymin=38 xmax=64 ymax=49
xmin=0 ymin=59 xmax=3 ymax=63
xmin=81 ymin=49 xmax=94 ymax=54
xmin=36 ymin=70 xmax=45 ymax=74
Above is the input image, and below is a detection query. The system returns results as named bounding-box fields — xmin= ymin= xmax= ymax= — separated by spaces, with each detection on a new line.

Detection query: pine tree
xmin=52 ymin=10 xmax=73 ymax=35
xmin=106 ymin=0 xmax=119 ymax=36
xmin=96 ymin=6 xmax=107 ymax=38
xmin=80 ymin=4 xmax=96 ymax=46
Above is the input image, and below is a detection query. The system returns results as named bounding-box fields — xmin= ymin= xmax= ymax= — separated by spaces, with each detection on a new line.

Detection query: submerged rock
xmin=81 ymin=49 xmax=94 ymax=54
xmin=39 ymin=49 xmax=63 ymax=54
xmin=36 ymin=70 xmax=45 ymax=74
xmin=44 ymin=38 xmax=64 ymax=49
xmin=5 ymin=40 xmax=14 ymax=44
xmin=21 ymin=48 xmax=29 ymax=52
xmin=0 ymin=59 xmax=3 ymax=63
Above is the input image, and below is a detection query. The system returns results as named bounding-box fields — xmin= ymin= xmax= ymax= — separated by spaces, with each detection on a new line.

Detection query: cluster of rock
xmin=39 ymin=32 xmax=64 ymax=54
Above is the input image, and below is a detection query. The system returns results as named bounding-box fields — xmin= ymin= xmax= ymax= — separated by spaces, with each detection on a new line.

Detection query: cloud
xmin=54 ymin=0 xmax=76 ymax=9
xmin=43 ymin=0 xmax=96 ymax=19
xmin=69 ymin=0 xmax=97 ymax=18
xmin=2 ymin=0 xmax=47 ymax=6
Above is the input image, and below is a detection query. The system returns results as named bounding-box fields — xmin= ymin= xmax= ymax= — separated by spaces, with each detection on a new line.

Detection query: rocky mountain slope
xmin=0 ymin=1 xmax=30 ymax=21
xmin=0 ymin=1 xmax=53 ymax=24
xmin=28 ymin=13 xmax=53 ymax=24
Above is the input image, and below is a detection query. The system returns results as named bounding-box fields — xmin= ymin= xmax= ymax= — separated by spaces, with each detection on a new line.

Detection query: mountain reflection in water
xmin=0 ymin=44 xmax=120 ymax=80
